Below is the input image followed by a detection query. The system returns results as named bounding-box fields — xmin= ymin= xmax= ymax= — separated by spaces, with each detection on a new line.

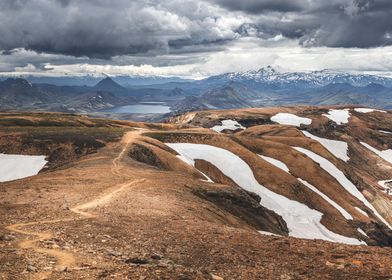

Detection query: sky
xmin=1 ymin=0 xmax=392 ymax=78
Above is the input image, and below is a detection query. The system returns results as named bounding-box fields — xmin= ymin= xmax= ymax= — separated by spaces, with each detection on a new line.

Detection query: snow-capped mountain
xmin=206 ymin=66 xmax=392 ymax=89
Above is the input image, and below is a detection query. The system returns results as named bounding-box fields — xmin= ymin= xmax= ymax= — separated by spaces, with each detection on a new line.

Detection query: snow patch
xmin=357 ymin=228 xmax=368 ymax=238
xmin=355 ymin=207 xmax=369 ymax=217
xmin=380 ymin=130 xmax=392 ymax=135
xmin=200 ymin=171 xmax=214 ymax=183
xmin=361 ymin=142 xmax=392 ymax=165
xmin=168 ymin=143 xmax=364 ymax=245
xmin=294 ymin=147 xmax=391 ymax=230
xmin=176 ymin=155 xmax=213 ymax=183
xmin=211 ymin=120 xmax=245 ymax=133
xmin=270 ymin=113 xmax=312 ymax=127
xmin=177 ymin=155 xmax=195 ymax=166
xmin=323 ymin=109 xmax=350 ymax=125
xmin=258 ymin=231 xmax=280 ymax=236
xmin=378 ymin=180 xmax=392 ymax=189
xmin=259 ymin=154 xmax=352 ymax=220
xmin=354 ymin=108 xmax=386 ymax=113
xmin=302 ymin=131 xmax=349 ymax=162
xmin=378 ymin=180 xmax=392 ymax=196
xmin=0 ymin=154 xmax=47 ymax=182
xmin=298 ymin=179 xmax=353 ymax=220
xmin=259 ymin=155 xmax=290 ymax=173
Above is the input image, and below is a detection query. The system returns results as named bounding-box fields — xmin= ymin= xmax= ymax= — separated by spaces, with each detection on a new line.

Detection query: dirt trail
xmin=5 ymin=129 xmax=144 ymax=279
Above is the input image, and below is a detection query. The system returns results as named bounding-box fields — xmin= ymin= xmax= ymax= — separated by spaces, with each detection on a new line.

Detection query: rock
xmin=336 ymin=264 xmax=345 ymax=270
xmin=0 ymin=234 xmax=15 ymax=241
xmin=52 ymin=244 xmax=60 ymax=249
xmin=351 ymin=260 xmax=363 ymax=266
xmin=280 ymin=274 xmax=292 ymax=280
xmin=125 ymin=257 xmax=149 ymax=265
xmin=178 ymin=274 xmax=193 ymax=280
xmin=211 ymin=274 xmax=224 ymax=280
xmin=107 ymin=249 xmax=122 ymax=257
xmin=55 ymin=266 xmax=68 ymax=272
xmin=151 ymin=254 xmax=162 ymax=260
xmin=325 ymin=261 xmax=335 ymax=267
xmin=27 ymin=265 xmax=37 ymax=272
xmin=43 ymin=267 xmax=53 ymax=271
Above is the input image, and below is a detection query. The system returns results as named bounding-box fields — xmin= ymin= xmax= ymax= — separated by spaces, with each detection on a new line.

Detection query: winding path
xmin=6 ymin=130 xmax=144 ymax=279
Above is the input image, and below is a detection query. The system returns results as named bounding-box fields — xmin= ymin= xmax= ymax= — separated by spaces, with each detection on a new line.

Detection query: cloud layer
xmin=0 ymin=0 xmax=392 ymax=76
xmin=0 ymin=0 xmax=246 ymax=58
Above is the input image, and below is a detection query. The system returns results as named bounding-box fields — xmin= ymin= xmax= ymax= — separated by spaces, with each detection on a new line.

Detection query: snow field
xmin=168 ymin=143 xmax=364 ymax=245
xmin=360 ymin=142 xmax=392 ymax=165
xmin=211 ymin=120 xmax=245 ymax=132
xmin=323 ymin=109 xmax=350 ymax=125
xmin=302 ymin=131 xmax=349 ymax=162
xmin=0 ymin=154 xmax=47 ymax=182
xmin=294 ymin=147 xmax=392 ymax=230
xmin=259 ymin=154 xmax=352 ymax=220
xmin=270 ymin=113 xmax=312 ymax=127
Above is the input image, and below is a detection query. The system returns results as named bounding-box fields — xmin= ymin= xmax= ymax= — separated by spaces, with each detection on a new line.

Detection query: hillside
xmin=1 ymin=107 xmax=392 ymax=279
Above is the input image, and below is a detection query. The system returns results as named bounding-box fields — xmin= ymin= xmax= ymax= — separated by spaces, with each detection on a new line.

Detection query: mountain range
xmin=2 ymin=67 xmax=392 ymax=119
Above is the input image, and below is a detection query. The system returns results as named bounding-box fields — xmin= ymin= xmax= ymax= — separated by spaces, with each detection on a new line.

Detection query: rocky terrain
xmin=1 ymin=107 xmax=392 ymax=279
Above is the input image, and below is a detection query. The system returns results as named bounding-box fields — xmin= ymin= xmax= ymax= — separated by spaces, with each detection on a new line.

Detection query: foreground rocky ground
xmin=1 ymin=108 xmax=392 ymax=279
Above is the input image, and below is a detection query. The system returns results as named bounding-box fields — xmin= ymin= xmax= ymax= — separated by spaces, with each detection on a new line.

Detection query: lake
xmin=103 ymin=103 xmax=171 ymax=114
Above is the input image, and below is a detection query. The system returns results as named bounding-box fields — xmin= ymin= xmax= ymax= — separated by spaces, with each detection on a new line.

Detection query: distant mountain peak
xmin=94 ymin=77 xmax=125 ymax=91
xmin=3 ymin=77 xmax=33 ymax=88
xmin=208 ymin=67 xmax=392 ymax=88
xmin=256 ymin=65 xmax=277 ymax=75
xmin=95 ymin=76 xmax=117 ymax=86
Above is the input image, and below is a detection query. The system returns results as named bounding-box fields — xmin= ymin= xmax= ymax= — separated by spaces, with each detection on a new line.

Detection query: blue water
xmin=104 ymin=104 xmax=171 ymax=114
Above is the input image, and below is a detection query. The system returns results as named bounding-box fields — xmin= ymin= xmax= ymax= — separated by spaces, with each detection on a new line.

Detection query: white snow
xmin=260 ymin=154 xmax=352 ymax=220
xmin=323 ymin=109 xmax=350 ymax=125
xmin=354 ymin=108 xmax=386 ymax=113
xmin=211 ymin=120 xmax=245 ymax=132
xmin=258 ymin=230 xmax=280 ymax=236
xmin=298 ymin=179 xmax=353 ymax=220
xmin=177 ymin=155 xmax=195 ymax=166
xmin=168 ymin=143 xmax=364 ymax=245
xmin=270 ymin=113 xmax=312 ymax=127
xmin=380 ymin=130 xmax=392 ymax=135
xmin=378 ymin=180 xmax=392 ymax=189
xmin=259 ymin=155 xmax=290 ymax=173
xmin=176 ymin=155 xmax=213 ymax=183
xmin=302 ymin=131 xmax=349 ymax=162
xmin=357 ymin=228 xmax=368 ymax=238
xmin=294 ymin=147 xmax=392 ymax=230
xmin=378 ymin=180 xmax=392 ymax=196
xmin=200 ymin=171 xmax=214 ymax=183
xmin=0 ymin=154 xmax=47 ymax=182
xmin=354 ymin=207 xmax=369 ymax=217
xmin=360 ymin=142 xmax=392 ymax=165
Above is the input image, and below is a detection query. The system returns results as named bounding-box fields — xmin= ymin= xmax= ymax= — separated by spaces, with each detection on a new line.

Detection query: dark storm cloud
xmin=211 ymin=0 xmax=392 ymax=48
xmin=0 ymin=0 xmax=392 ymax=61
xmin=211 ymin=0 xmax=307 ymax=13
xmin=298 ymin=0 xmax=392 ymax=48
xmin=0 ymin=0 xmax=239 ymax=59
